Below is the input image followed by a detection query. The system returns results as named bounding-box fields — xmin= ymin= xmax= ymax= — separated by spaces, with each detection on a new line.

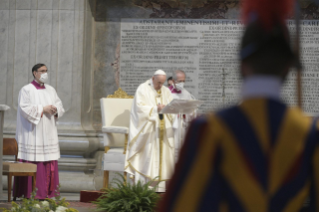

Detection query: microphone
xmin=158 ymin=103 xmax=163 ymax=120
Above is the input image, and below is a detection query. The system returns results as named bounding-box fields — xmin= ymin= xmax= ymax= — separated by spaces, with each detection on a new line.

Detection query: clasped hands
xmin=43 ymin=105 xmax=57 ymax=115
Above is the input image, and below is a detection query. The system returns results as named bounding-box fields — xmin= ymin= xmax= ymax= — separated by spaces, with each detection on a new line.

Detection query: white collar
xmin=241 ymin=76 xmax=282 ymax=100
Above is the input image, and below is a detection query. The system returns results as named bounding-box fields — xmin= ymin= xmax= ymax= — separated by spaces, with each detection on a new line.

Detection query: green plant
xmin=0 ymin=185 xmax=78 ymax=212
xmin=93 ymin=174 xmax=161 ymax=212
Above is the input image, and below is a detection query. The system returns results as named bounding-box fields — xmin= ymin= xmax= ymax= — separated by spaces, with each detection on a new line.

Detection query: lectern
xmin=161 ymin=99 xmax=203 ymax=157
xmin=0 ymin=104 xmax=10 ymax=196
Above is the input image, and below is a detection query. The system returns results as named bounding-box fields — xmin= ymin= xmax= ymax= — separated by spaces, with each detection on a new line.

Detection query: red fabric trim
xmin=31 ymin=80 xmax=46 ymax=89
xmin=169 ymin=85 xmax=181 ymax=94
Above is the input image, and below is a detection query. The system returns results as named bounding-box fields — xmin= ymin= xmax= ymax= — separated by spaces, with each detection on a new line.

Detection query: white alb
xmin=15 ymin=83 xmax=65 ymax=161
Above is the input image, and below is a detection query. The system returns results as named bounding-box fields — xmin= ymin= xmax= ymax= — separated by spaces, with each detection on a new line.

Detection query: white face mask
xmin=39 ymin=73 xmax=48 ymax=83
xmin=175 ymin=82 xmax=184 ymax=90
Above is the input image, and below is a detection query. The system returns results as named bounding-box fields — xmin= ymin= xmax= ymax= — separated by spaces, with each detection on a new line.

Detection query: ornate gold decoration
xmin=107 ymin=87 xmax=134 ymax=99
xmin=157 ymin=88 xmax=164 ymax=181
xmin=103 ymin=171 xmax=109 ymax=189
xmin=159 ymin=118 xmax=165 ymax=181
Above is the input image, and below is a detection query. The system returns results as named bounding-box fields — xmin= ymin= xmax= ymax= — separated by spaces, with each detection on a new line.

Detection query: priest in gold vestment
xmin=125 ymin=70 xmax=175 ymax=192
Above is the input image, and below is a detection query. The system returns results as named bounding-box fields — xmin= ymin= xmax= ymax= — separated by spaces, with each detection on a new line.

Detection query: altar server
xmin=169 ymin=70 xmax=196 ymax=161
xmin=159 ymin=0 xmax=319 ymax=211
xmin=125 ymin=70 xmax=175 ymax=192
xmin=169 ymin=70 xmax=195 ymax=101
xmin=14 ymin=63 xmax=64 ymax=199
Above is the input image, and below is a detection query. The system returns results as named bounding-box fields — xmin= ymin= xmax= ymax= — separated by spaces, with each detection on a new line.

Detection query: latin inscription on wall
xmin=119 ymin=19 xmax=319 ymax=115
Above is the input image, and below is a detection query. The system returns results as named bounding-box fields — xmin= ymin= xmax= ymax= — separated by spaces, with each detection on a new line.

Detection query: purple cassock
xmin=13 ymin=80 xmax=60 ymax=199
xmin=13 ymin=160 xmax=59 ymax=199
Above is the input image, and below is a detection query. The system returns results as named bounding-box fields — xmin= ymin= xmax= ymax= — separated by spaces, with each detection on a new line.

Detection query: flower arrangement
xmin=1 ymin=185 xmax=78 ymax=212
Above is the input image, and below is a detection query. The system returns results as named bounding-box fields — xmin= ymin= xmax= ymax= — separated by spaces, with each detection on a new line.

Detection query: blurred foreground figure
xmin=159 ymin=1 xmax=319 ymax=211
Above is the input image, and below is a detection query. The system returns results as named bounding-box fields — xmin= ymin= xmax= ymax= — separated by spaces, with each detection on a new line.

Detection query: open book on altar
xmin=160 ymin=99 xmax=203 ymax=114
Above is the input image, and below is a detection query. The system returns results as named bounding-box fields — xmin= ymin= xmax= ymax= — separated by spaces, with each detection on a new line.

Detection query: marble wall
xmin=1 ymin=0 xmax=84 ymax=134
xmin=0 ymin=0 xmax=102 ymax=192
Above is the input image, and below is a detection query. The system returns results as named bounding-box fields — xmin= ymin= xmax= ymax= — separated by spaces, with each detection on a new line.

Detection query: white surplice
xmin=171 ymin=87 xmax=195 ymax=101
xmin=15 ymin=83 xmax=65 ymax=162
xmin=170 ymin=87 xmax=197 ymax=162
xmin=125 ymin=79 xmax=175 ymax=192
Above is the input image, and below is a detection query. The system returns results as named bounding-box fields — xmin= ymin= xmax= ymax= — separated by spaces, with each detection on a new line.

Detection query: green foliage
xmin=0 ymin=185 xmax=78 ymax=212
xmin=93 ymin=174 xmax=161 ymax=212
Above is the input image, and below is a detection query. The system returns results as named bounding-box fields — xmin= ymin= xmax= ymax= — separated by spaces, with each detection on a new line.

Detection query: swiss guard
xmin=159 ymin=0 xmax=319 ymax=211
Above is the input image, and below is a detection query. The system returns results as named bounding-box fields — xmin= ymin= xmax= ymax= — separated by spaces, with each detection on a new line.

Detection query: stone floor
xmin=0 ymin=190 xmax=97 ymax=212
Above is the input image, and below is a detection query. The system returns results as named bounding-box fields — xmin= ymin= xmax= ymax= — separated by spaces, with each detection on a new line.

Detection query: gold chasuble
xmin=125 ymin=79 xmax=175 ymax=192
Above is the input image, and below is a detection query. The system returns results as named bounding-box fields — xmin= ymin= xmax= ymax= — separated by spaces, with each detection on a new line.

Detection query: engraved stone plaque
xmin=282 ymin=21 xmax=319 ymax=115
xmin=120 ymin=19 xmax=319 ymax=115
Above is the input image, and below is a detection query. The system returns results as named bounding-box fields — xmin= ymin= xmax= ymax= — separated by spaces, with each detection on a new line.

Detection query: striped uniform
xmin=159 ymin=98 xmax=319 ymax=212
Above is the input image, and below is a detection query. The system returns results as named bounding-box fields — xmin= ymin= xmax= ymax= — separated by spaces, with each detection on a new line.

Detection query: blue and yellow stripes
xmin=159 ymin=98 xmax=319 ymax=212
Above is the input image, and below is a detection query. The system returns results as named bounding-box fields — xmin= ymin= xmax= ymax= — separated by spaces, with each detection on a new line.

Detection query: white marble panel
xmin=31 ymin=0 xmax=38 ymax=9
xmin=74 ymin=0 xmax=79 ymax=11
xmin=70 ymin=9 xmax=84 ymax=122
xmin=52 ymin=0 xmax=59 ymax=10
xmin=28 ymin=10 xmax=37 ymax=82
xmin=6 ymin=10 xmax=16 ymax=120
xmin=85 ymin=0 xmax=89 ymax=12
xmin=57 ymin=11 xmax=74 ymax=111
xmin=16 ymin=0 xmax=31 ymax=10
xmin=9 ymin=0 xmax=16 ymax=10
xmin=38 ymin=0 xmax=52 ymax=10
xmin=81 ymin=8 xmax=93 ymax=117
xmin=50 ymin=10 xmax=59 ymax=88
xmin=36 ymin=10 xmax=52 ymax=79
xmin=13 ymin=10 xmax=31 ymax=109
xmin=0 ymin=0 xmax=9 ymax=10
xmin=60 ymin=0 xmax=75 ymax=10
xmin=79 ymin=0 xmax=84 ymax=11
xmin=0 ymin=11 xmax=9 ymax=105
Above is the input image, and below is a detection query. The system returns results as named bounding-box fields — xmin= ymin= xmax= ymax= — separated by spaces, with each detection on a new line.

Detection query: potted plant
xmin=93 ymin=174 xmax=161 ymax=212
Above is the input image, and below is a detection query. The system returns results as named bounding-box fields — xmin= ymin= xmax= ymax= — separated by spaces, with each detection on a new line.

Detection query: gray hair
xmin=172 ymin=70 xmax=186 ymax=81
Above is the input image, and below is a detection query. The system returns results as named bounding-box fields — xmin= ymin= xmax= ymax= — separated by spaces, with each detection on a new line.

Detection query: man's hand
xmin=43 ymin=105 xmax=57 ymax=115
xmin=157 ymin=104 xmax=165 ymax=112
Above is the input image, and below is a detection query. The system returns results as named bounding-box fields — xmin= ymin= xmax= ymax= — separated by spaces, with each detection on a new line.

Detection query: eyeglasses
xmin=37 ymin=70 xmax=48 ymax=73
